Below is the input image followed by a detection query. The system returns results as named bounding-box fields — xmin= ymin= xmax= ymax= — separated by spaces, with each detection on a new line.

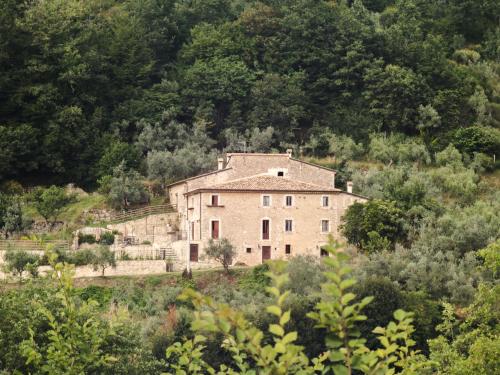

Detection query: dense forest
xmin=0 ymin=0 xmax=499 ymax=374
xmin=0 ymin=0 xmax=499 ymax=187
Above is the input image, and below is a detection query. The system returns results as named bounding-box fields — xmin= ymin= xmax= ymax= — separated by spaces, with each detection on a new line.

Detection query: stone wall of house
xmin=107 ymin=213 xmax=180 ymax=245
xmin=186 ymin=190 xmax=366 ymax=267
xmin=225 ymin=154 xmax=336 ymax=188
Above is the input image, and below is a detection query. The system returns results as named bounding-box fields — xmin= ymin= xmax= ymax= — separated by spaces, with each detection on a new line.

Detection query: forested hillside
xmin=1 ymin=0 xmax=499 ymax=187
xmin=1 ymin=1 xmax=500 ymax=374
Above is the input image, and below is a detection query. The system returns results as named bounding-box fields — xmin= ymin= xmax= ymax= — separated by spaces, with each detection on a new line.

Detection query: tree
xmin=32 ymin=186 xmax=73 ymax=225
xmin=2 ymin=198 xmax=24 ymax=238
xmin=3 ymin=249 xmax=40 ymax=281
xmin=203 ymin=238 xmax=236 ymax=273
xmin=102 ymin=163 xmax=149 ymax=210
xmin=91 ymin=246 xmax=116 ymax=277
xmin=341 ymin=199 xmax=406 ymax=251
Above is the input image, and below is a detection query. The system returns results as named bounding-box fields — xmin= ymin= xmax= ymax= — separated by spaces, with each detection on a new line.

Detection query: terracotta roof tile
xmin=204 ymin=175 xmax=339 ymax=192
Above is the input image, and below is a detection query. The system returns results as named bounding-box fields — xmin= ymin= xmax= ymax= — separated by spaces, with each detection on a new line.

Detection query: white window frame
xmin=261 ymin=194 xmax=272 ymax=208
xmin=321 ymin=219 xmax=330 ymax=233
xmin=284 ymin=219 xmax=293 ymax=233
xmin=210 ymin=218 xmax=221 ymax=239
xmin=261 ymin=217 xmax=271 ymax=240
xmin=321 ymin=195 xmax=330 ymax=208
xmin=284 ymin=195 xmax=294 ymax=207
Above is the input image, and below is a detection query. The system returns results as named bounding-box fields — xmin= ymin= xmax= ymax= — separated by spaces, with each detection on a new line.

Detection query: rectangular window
xmin=321 ymin=220 xmax=330 ymax=233
xmin=285 ymin=219 xmax=293 ymax=232
xmin=246 ymin=247 xmax=252 ymax=254
xmin=320 ymin=247 xmax=329 ymax=257
xmin=262 ymin=195 xmax=271 ymax=207
xmin=211 ymin=220 xmax=219 ymax=239
xmin=322 ymin=196 xmax=329 ymax=207
xmin=277 ymin=171 xmax=284 ymax=177
xmin=262 ymin=219 xmax=270 ymax=240
xmin=285 ymin=195 xmax=293 ymax=207
xmin=211 ymin=195 xmax=219 ymax=206
xmin=285 ymin=244 xmax=291 ymax=254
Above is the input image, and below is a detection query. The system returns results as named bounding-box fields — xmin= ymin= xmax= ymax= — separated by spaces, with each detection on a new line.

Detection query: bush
xmin=99 ymin=231 xmax=115 ymax=245
xmin=238 ymin=263 xmax=270 ymax=291
xmin=78 ymin=233 xmax=96 ymax=245
xmin=341 ymin=199 xmax=406 ymax=251
xmin=3 ymin=249 xmax=40 ymax=280
xmin=69 ymin=249 xmax=96 ymax=266
xmin=454 ymin=126 xmax=500 ymax=156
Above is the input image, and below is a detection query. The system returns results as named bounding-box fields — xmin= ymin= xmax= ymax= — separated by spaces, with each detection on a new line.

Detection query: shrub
xmin=78 ymin=233 xmax=96 ymax=245
xmin=238 ymin=263 xmax=270 ymax=291
xmin=3 ymin=249 xmax=40 ymax=280
xmin=341 ymin=199 xmax=406 ymax=251
xmin=99 ymin=232 xmax=115 ymax=245
xmin=165 ymin=241 xmax=422 ymax=373
xmin=68 ymin=249 xmax=96 ymax=266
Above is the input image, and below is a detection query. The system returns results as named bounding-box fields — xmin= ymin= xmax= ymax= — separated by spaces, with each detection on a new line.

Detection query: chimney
xmin=217 ymin=157 xmax=224 ymax=170
xmin=347 ymin=181 xmax=353 ymax=194
xmin=286 ymin=148 xmax=293 ymax=158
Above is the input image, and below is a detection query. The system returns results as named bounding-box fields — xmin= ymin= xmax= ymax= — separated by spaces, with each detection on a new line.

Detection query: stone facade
xmin=168 ymin=152 xmax=367 ymax=268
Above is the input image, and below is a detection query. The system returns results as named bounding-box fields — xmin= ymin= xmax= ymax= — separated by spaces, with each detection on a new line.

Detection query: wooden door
xmin=262 ymin=246 xmax=271 ymax=262
xmin=190 ymin=244 xmax=199 ymax=262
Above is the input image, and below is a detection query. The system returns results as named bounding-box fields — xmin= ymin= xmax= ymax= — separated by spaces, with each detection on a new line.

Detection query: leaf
xmin=329 ymin=351 xmax=344 ymax=362
xmin=280 ymin=310 xmax=291 ymax=326
xmin=340 ymin=279 xmax=356 ymax=290
xmin=332 ymin=363 xmax=349 ymax=375
xmin=341 ymin=293 xmax=356 ymax=305
xmin=282 ymin=331 xmax=298 ymax=345
xmin=269 ymin=324 xmax=284 ymax=337
xmin=266 ymin=305 xmax=282 ymax=317
xmin=394 ymin=309 xmax=406 ymax=321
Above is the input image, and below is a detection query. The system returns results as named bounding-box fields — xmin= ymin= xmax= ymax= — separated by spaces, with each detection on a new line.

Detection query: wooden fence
xmin=0 ymin=240 xmax=70 ymax=252
xmin=108 ymin=204 xmax=177 ymax=224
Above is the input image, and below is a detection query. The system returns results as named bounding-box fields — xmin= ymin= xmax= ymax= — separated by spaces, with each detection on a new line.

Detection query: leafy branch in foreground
xmin=20 ymin=248 xmax=116 ymax=374
xmin=164 ymin=239 xmax=427 ymax=374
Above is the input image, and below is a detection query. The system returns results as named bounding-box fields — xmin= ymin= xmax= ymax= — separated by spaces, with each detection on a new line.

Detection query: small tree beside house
xmin=91 ymin=246 xmax=116 ymax=276
xmin=203 ymin=238 xmax=236 ymax=274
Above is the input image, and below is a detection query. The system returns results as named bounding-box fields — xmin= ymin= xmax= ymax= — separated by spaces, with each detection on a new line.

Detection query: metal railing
xmin=108 ymin=204 xmax=177 ymax=224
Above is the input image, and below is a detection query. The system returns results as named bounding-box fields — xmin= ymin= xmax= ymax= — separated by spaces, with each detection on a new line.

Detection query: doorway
xmin=262 ymin=246 xmax=271 ymax=262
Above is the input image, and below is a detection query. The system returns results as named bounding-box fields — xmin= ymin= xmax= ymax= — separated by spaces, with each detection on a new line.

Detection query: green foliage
xmin=368 ymin=133 xmax=431 ymax=165
xmin=91 ymin=246 xmax=117 ymax=276
xmin=238 ymin=263 xmax=270 ymax=292
xmin=2 ymin=248 xmax=40 ymax=280
xmin=101 ymin=162 xmax=149 ymax=210
xmin=341 ymin=199 xmax=406 ymax=251
xmin=32 ymin=186 xmax=74 ymax=224
xmin=164 ymin=240 xmax=423 ymax=374
xmin=78 ymin=233 xmax=96 ymax=245
xmin=454 ymin=126 xmax=500 ymax=156
xmin=1 ymin=0 xmax=498 ymax=184
xmin=203 ymin=238 xmax=236 ymax=273
xmin=99 ymin=231 xmax=115 ymax=245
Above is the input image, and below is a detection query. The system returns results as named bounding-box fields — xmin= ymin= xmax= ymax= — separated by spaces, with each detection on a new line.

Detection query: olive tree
xmin=203 ymin=238 xmax=236 ymax=273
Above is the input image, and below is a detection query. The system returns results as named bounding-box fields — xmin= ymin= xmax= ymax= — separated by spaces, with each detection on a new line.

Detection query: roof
xmin=166 ymin=167 xmax=232 ymax=188
xmin=186 ymin=175 xmax=340 ymax=194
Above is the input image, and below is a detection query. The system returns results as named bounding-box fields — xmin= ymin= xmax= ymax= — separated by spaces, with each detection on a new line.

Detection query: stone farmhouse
xmin=167 ymin=151 xmax=367 ymax=269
